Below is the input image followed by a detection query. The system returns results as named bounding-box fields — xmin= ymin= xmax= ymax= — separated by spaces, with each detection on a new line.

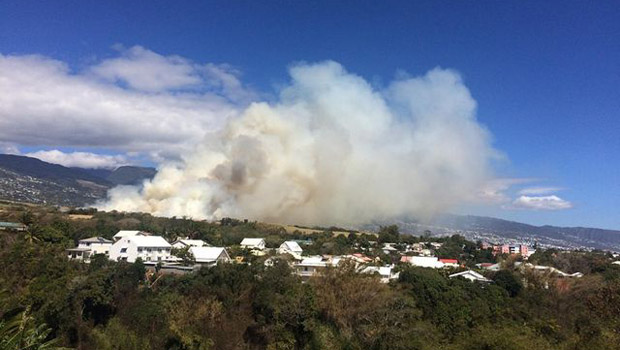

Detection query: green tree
xmin=493 ymin=270 xmax=523 ymax=297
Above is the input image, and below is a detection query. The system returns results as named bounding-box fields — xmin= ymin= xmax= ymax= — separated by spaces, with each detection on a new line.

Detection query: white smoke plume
xmin=98 ymin=61 xmax=498 ymax=225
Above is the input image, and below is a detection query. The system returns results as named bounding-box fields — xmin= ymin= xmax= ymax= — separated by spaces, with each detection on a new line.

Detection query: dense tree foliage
xmin=0 ymin=203 xmax=619 ymax=349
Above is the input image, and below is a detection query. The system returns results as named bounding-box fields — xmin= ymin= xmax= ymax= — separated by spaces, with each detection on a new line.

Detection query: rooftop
xmin=190 ymin=247 xmax=228 ymax=262
xmin=79 ymin=236 xmax=113 ymax=244
xmin=240 ymin=238 xmax=265 ymax=246
xmin=281 ymin=241 xmax=303 ymax=252
xmin=126 ymin=235 xmax=171 ymax=248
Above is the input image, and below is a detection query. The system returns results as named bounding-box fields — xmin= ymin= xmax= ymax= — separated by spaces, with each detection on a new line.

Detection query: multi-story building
xmin=492 ymin=244 xmax=529 ymax=256
xmin=66 ymin=236 xmax=114 ymax=262
xmin=109 ymin=235 xmax=172 ymax=263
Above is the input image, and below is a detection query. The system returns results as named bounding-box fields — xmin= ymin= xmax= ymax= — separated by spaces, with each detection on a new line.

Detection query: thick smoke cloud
xmin=99 ymin=61 xmax=497 ymax=225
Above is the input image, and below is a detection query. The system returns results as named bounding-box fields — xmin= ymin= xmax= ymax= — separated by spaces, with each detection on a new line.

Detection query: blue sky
xmin=1 ymin=1 xmax=618 ymax=229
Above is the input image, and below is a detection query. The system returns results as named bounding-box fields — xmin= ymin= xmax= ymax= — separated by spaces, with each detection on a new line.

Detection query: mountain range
xmin=363 ymin=214 xmax=620 ymax=252
xmin=0 ymin=154 xmax=155 ymax=206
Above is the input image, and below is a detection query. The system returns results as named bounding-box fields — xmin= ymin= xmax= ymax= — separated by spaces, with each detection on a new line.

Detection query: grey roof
xmin=79 ymin=236 xmax=113 ymax=243
xmin=66 ymin=248 xmax=91 ymax=252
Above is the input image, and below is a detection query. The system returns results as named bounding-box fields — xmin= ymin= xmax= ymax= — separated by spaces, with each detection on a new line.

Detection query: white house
xmin=240 ymin=238 xmax=266 ymax=250
xmin=449 ymin=270 xmax=492 ymax=283
xmin=360 ymin=265 xmax=400 ymax=283
xmin=66 ymin=236 xmax=113 ymax=262
xmin=611 ymin=261 xmax=620 ymax=266
xmin=526 ymin=263 xmax=583 ymax=278
xmin=113 ymin=230 xmax=149 ymax=241
xmin=189 ymin=247 xmax=231 ymax=266
xmin=382 ymin=243 xmax=399 ymax=254
xmin=109 ymin=235 xmax=172 ymax=263
xmin=278 ymin=241 xmax=303 ymax=258
xmin=171 ymin=239 xmax=209 ymax=249
xmin=400 ymin=256 xmax=445 ymax=268
xmin=439 ymin=259 xmax=460 ymax=268
xmin=295 ymin=256 xmax=342 ymax=280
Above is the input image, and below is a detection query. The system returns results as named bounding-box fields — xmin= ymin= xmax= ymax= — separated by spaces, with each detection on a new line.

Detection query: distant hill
xmin=0 ymin=154 xmax=155 ymax=206
xmin=105 ymin=166 xmax=156 ymax=185
xmin=75 ymin=166 xmax=156 ymax=185
xmin=364 ymin=213 xmax=620 ymax=252
xmin=0 ymin=154 xmax=112 ymax=185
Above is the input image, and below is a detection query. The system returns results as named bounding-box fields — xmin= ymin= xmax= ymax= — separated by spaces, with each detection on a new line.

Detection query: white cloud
xmin=476 ymin=178 xmax=533 ymax=203
xmin=90 ymin=46 xmax=202 ymax=92
xmin=203 ymin=63 xmax=255 ymax=102
xmin=25 ymin=150 xmax=128 ymax=169
xmin=518 ymin=186 xmax=564 ymax=195
xmin=0 ymin=47 xmax=253 ymax=160
xmin=511 ymin=195 xmax=573 ymax=210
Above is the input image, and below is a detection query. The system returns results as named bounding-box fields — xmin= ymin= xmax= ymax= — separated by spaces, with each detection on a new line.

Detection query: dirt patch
xmin=68 ymin=214 xmax=94 ymax=220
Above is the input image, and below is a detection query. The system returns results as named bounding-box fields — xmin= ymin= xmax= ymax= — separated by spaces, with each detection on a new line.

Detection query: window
xmin=138 ymin=247 xmax=143 ymax=252
xmin=120 ymin=248 xmax=127 ymax=253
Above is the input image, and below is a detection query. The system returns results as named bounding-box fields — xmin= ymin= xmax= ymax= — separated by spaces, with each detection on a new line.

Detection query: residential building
xmin=360 ymin=265 xmax=400 ymax=283
xmin=492 ymin=244 xmax=529 ymax=256
xmin=345 ymin=253 xmax=374 ymax=264
xmin=295 ymin=255 xmax=342 ymax=280
xmin=240 ymin=238 xmax=266 ymax=250
xmin=439 ymin=259 xmax=459 ymax=268
xmin=478 ymin=263 xmax=501 ymax=271
xmin=492 ymin=244 xmax=510 ymax=255
xmin=516 ymin=262 xmax=583 ymax=278
xmin=400 ymin=256 xmax=444 ymax=268
xmin=189 ymin=247 xmax=230 ymax=266
xmin=449 ymin=270 xmax=492 ymax=283
xmin=171 ymin=239 xmax=209 ymax=249
xmin=66 ymin=236 xmax=114 ymax=262
xmin=109 ymin=235 xmax=172 ymax=263
xmin=509 ymin=244 xmax=529 ymax=256
xmin=293 ymin=238 xmax=313 ymax=246
xmin=382 ymin=243 xmax=399 ymax=254
xmin=66 ymin=236 xmax=113 ymax=262
xmin=278 ymin=241 xmax=303 ymax=258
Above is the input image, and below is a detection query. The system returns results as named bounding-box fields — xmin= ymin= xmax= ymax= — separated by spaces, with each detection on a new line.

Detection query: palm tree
xmin=0 ymin=306 xmax=71 ymax=350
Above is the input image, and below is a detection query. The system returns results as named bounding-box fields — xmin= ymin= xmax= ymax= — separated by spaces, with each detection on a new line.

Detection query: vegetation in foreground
xmin=0 ymin=203 xmax=619 ymax=350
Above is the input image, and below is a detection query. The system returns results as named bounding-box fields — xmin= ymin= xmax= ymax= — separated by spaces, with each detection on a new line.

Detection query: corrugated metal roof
xmin=240 ymin=238 xmax=265 ymax=246
xmin=79 ymin=236 xmax=113 ymax=243
xmin=190 ymin=247 xmax=228 ymax=262
xmin=113 ymin=230 xmax=147 ymax=238
xmin=280 ymin=241 xmax=303 ymax=252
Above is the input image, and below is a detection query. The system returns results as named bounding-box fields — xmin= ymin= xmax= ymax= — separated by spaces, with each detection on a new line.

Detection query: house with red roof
xmin=439 ymin=259 xmax=459 ymax=268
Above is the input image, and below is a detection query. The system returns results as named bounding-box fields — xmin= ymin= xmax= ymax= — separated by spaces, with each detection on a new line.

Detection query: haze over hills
xmin=77 ymin=166 xmax=157 ymax=186
xmin=1 ymin=154 xmax=618 ymax=252
xmin=0 ymin=154 xmax=155 ymax=206
xmin=364 ymin=214 xmax=620 ymax=252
